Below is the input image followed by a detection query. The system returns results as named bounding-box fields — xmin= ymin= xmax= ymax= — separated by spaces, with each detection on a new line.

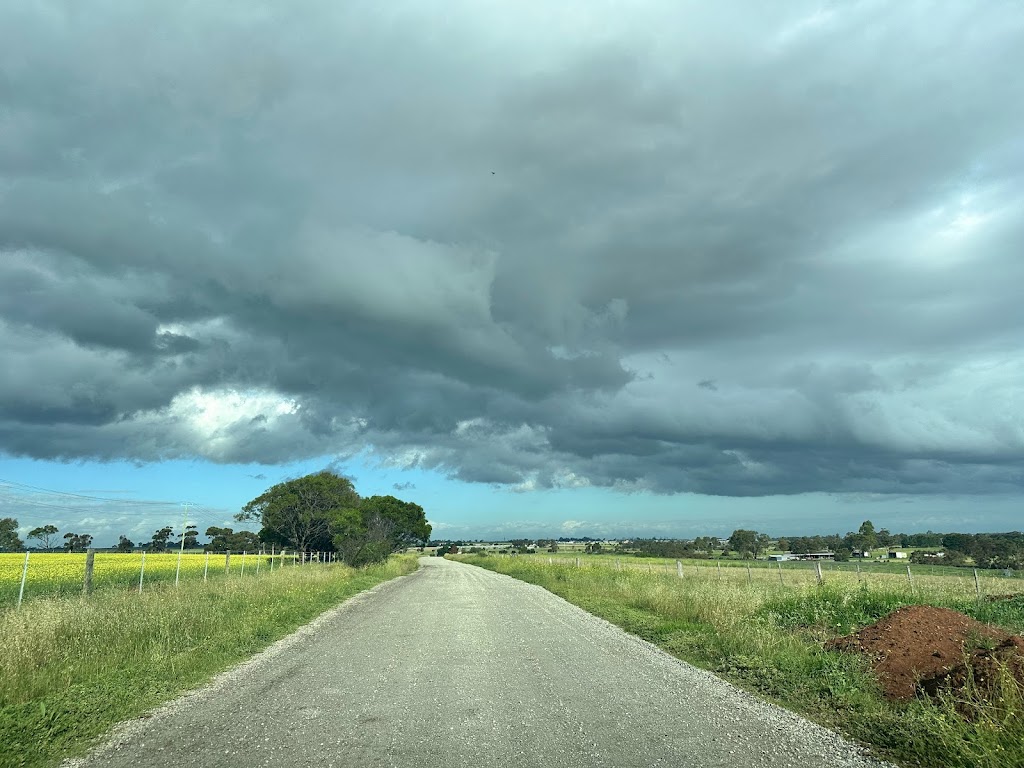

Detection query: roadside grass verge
xmin=455 ymin=555 xmax=1024 ymax=768
xmin=0 ymin=555 xmax=418 ymax=768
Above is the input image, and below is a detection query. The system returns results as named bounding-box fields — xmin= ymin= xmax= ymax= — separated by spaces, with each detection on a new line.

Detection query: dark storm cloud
xmin=1 ymin=1 xmax=1023 ymax=498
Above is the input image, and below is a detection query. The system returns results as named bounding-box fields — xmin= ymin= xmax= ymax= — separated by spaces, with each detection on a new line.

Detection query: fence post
xmin=575 ymin=557 xmax=580 ymax=567
xmin=225 ymin=551 xmax=231 ymax=574
xmin=203 ymin=551 xmax=210 ymax=582
xmin=746 ymin=563 xmax=752 ymax=584
xmin=256 ymin=549 xmax=262 ymax=576
xmin=814 ymin=561 xmax=823 ymax=585
xmin=778 ymin=562 xmax=784 ymax=586
xmin=677 ymin=560 xmax=683 ymax=579
xmin=548 ymin=557 xmax=553 ymax=565
xmin=16 ymin=557 xmax=29 ymax=610
xmin=83 ymin=548 xmax=95 ymax=595
xmin=856 ymin=562 xmax=861 ymax=581
xmin=717 ymin=560 xmax=722 ymax=579
xmin=974 ymin=568 xmax=982 ymax=600
xmin=906 ymin=564 xmax=914 ymax=592
xmin=175 ymin=541 xmax=184 ymax=587
xmin=241 ymin=551 xmax=247 ymax=577
xmin=138 ymin=551 xmax=146 ymax=594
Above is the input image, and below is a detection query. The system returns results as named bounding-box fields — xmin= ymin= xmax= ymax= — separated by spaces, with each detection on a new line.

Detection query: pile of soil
xmin=826 ymin=605 xmax=1024 ymax=701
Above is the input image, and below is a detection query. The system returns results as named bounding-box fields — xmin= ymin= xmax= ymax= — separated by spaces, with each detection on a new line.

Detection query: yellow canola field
xmin=0 ymin=551 xmax=289 ymax=603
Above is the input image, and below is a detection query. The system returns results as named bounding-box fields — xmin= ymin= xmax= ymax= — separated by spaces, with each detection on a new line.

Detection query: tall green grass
xmin=456 ymin=555 xmax=1024 ymax=768
xmin=0 ymin=556 xmax=418 ymax=768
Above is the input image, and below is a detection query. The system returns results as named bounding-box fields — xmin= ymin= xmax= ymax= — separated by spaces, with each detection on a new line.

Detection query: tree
xmin=116 ymin=535 xmax=135 ymax=553
xmin=728 ymin=529 xmax=757 ymax=559
xmin=332 ymin=495 xmax=431 ymax=566
xmin=176 ymin=524 xmax=200 ymax=550
xmin=849 ymin=520 xmax=877 ymax=553
xmin=753 ymin=533 xmax=771 ymax=558
xmin=148 ymin=526 xmax=174 ymax=552
xmin=62 ymin=532 xmax=93 ymax=552
xmin=28 ymin=524 xmax=59 ymax=551
xmin=238 ymin=471 xmax=360 ymax=552
xmin=204 ymin=527 xmax=260 ymax=552
xmin=0 ymin=518 xmax=24 ymax=552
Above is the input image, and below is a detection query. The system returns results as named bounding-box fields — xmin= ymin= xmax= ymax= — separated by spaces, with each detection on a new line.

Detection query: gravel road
xmin=67 ymin=558 xmax=890 ymax=768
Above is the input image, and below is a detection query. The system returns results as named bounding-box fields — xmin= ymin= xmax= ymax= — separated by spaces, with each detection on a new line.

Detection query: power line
xmin=0 ymin=478 xmax=177 ymax=506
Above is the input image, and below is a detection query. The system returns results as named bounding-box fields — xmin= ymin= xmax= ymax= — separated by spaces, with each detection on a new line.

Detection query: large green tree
xmin=62 ymin=532 xmax=93 ymax=552
xmin=238 ymin=471 xmax=361 ymax=552
xmin=727 ymin=529 xmax=771 ymax=559
xmin=28 ymin=524 xmax=59 ymax=550
xmin=147 ymin=526 xmax=174 ymax=552
xmin=204 ymin=527 xmax=262 ymax=552
xmin=332 ymin=495 xmax=431 ymax=566
xmin=0 ymin=517 xmax=24 ymax=552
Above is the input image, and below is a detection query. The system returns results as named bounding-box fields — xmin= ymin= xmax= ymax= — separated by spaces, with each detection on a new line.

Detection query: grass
xmin=455 ymin=554 xmax=1024 ymax=768
xmin=532 ymin=551 xmax=1015 ymax=579
xmin=0 ymin=555 xmax=418 ymax=768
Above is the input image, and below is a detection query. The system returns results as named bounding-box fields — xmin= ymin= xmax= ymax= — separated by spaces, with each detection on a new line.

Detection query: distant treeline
xmin=430 ymin=525 xmax=1024 ymax=570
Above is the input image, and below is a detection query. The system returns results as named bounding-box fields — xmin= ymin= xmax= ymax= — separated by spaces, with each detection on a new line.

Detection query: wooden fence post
xmin=746 ymin=563 xmax=752 ymax=584
xmin=814 ymin=561 xmax=824 ymax=585
xmin=203 ymin=551 xmax=209 ymax=582
xmin=83 ymin=548 xmax=95 ymax=595
xmin=778 ymin=562 xmax=784 ymax=586
xmin=225 ymin=551 xmax=231 ymax=574
xmin=17 ymin=552 xmax=29 ymax=609
xmin=138 ymin=551 xmax=146 ymax=594
xmin=677 ymin=560 xmax=683 ymax=579
xmin=906 ymin=564 xmax=914 ymax=592
xmin=974 ymin=568 xmax=982 ymax=600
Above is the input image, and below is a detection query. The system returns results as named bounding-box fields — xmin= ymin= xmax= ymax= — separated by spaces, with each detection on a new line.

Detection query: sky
xmin=1 ymin=2 xmax=1023 ymax=546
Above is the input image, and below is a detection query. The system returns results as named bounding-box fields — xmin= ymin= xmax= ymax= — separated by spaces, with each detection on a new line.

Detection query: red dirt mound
xmin=826 ymin=605 xmax=1024 ymax=701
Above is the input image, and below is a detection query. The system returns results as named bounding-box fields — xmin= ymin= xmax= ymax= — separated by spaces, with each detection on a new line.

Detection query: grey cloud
xmin=1 ymin=2 xmax=1023 ymax=501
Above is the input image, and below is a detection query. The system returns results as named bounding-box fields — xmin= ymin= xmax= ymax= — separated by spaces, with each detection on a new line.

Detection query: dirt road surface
xmin=66 ymin=558 xmax=889 ymax=767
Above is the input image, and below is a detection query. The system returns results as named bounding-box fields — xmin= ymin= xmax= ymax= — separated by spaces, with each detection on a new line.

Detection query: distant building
xmin=794 ymin=551 xmax=835 ymax=561
xmin=888 ymin=551 xmax=908 ymax=559
xmin=767 ymin=553 xmax=798 ymax=561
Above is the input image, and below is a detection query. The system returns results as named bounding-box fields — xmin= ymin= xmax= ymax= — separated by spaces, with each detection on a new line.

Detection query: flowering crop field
xmin=0 ymin=551 xmax=302 ymax=605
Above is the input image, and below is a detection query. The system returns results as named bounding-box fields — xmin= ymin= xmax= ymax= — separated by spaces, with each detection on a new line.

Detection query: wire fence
xmin=518 ymin=553 xmax=1024 ymax=603
xmin=0 ymin=549 xmax=339 ymax=608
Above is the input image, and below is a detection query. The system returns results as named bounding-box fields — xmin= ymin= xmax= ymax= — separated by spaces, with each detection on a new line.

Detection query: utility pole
xmin=175 ymin=501 xmax=194 ymax=587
